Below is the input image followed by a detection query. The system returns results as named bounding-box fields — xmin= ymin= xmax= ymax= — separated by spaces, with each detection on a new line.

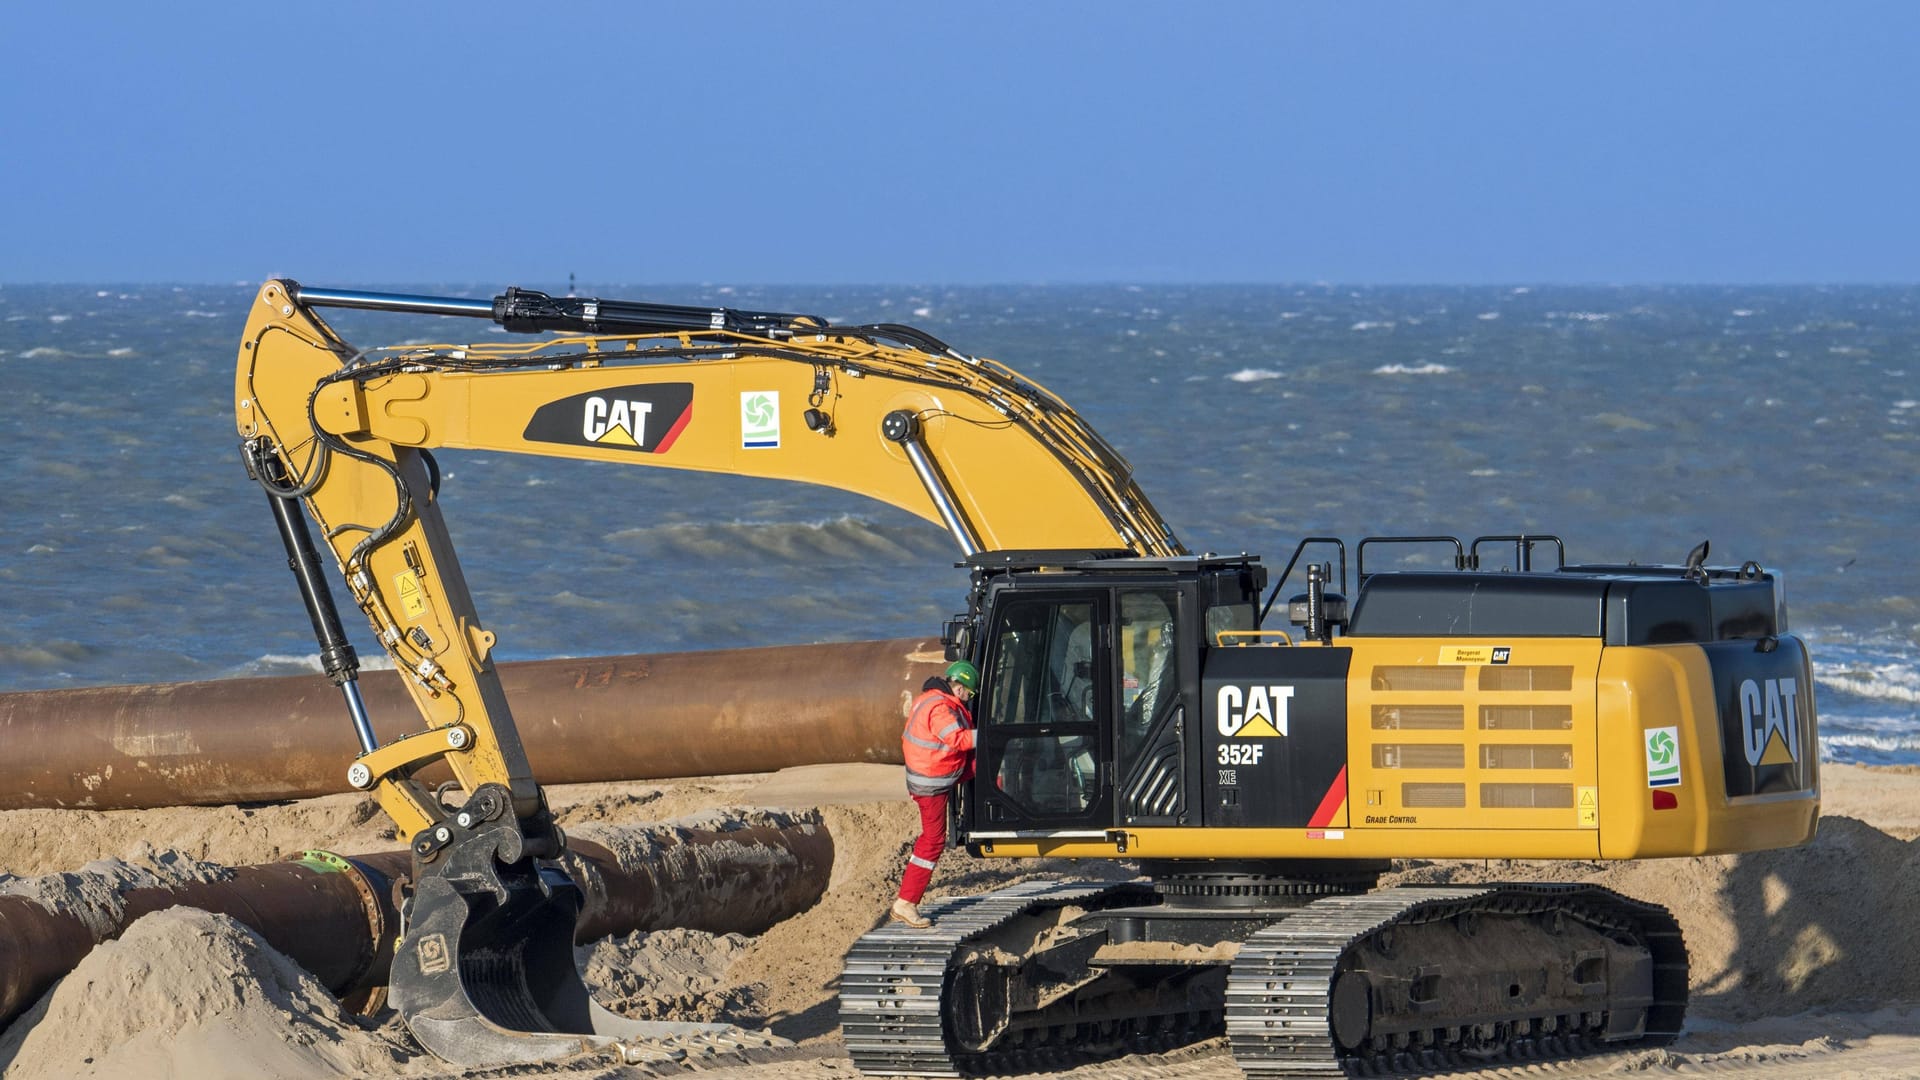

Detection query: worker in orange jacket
xmin=890 ymin=660 xmax=979 ymax=928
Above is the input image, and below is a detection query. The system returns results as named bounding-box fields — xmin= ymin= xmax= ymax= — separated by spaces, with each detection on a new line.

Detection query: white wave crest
xmin=1227 ymin=368 xmax=1283 ymax=382
xmin=1820 ymin=732 xmax=1920 ymax=753
xmin=228 ymin=652 xmax=395 ymax=678
xmin=603 ymin=514 xmax=949 ymax=563
xmin=1815 ymin=661 xmax=1920 ymax=706
xmin=1373 ymin=362 xmax=1452 ymax=376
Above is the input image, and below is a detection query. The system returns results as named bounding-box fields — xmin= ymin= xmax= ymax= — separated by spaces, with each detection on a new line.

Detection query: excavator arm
xmin=232 ymin=279 xmax=1181 ymax=1065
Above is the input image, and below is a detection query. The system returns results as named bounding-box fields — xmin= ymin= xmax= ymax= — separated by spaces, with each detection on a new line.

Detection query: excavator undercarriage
xmin=842 ymin=866 xmax=1685 ymax=1077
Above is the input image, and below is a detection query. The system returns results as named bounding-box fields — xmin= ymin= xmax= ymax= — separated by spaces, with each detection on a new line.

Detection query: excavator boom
xmin=232 ymin=279 xmax=1180 ymax=1067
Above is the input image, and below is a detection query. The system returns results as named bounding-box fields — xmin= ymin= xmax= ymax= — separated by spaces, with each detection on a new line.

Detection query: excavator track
xmin=1225 ymin=884 xmax=1688 ymax=1077
xmin=842 ymin=879 xmax=1210 ymax=1076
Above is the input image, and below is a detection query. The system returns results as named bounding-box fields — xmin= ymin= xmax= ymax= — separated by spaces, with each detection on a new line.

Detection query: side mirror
xmin=942 ymin=616 xmax=973 ymax=662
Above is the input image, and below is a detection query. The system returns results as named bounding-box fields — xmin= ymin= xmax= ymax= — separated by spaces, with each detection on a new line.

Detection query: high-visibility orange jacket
xmin=903 ymin=685 xmax=975 ymax=796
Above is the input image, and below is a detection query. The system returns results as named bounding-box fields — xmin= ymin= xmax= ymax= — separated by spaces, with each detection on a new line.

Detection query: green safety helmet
xmin=945 ymin=660 xmax=980 ymax=692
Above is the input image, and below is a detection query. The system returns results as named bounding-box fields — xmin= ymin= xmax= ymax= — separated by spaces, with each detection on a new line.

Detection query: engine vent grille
xmin=1480 ymin=783 xmax=1575 ymax=808
xmin=1479 ymin=665 xmax=1573 ymax=691
xmin=1372 ymin=666 xmax=1465 ymax=692
xmin=1481 ymin=743 xmax=1573 ymax=770
xmin=1372 ymin=744 xmax=1466 ymax=769
xmin=1402 ymin=782 xmax=1466 ymax=808
xmin=1481 ymin=704 xmax=1573 ymax=730
xmin=1371 ymin=704 xmax=1465 ymax=730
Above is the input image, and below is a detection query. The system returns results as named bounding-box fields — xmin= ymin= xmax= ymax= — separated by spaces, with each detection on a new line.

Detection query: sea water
xmin=2 ymin=283 xmax=1915 ymax=765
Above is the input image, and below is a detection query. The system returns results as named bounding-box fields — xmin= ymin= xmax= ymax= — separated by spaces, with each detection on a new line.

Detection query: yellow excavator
xmin=235 ymin=280 xmax=1818 ymax=1076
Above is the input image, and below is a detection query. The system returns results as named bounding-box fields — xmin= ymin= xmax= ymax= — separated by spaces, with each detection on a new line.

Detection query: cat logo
xmin=582 ymin=396 xmax=652 ymax=446
xmin=1739 ymin=677 xmax=1802 ymax=767
xmin=521 ymin=383 xmax=694 ymax=454
xmin=1216 ymin=685 xmax=1294 ymax=738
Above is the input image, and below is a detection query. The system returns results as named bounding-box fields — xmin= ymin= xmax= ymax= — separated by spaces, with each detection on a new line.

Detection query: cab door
xmin=1113 ymin=587 xmax=1190 ymax=827
xmin=969 ymin=591 xmax=1114 ymax=830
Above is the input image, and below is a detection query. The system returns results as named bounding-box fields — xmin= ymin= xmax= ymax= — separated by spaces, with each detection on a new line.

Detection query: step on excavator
xmin=235 ymin=281 xmax=1818 ymax=1075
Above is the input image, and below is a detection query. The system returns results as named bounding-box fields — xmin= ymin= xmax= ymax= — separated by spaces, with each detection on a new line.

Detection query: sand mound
xmin=0 ymin=794 xmax=395 ymax=878
xmin=1386 ymin=814 xmax=1920 ymax=1020
xmin=0 ymin=843 xmax=232 ymax=939
xmin=581 ymin=927 xmax=759 ymax=1022
xmin=0 ymin=907 xmax=407 ymax=1080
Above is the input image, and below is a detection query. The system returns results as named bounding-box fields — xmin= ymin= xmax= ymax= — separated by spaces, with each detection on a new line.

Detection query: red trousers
xmin=896 ymin=791 xmax=949 ymax=904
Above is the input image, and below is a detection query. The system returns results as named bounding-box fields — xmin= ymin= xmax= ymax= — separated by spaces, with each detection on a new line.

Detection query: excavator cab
xmin=959 ymin=552 xmax=1266 ymax=838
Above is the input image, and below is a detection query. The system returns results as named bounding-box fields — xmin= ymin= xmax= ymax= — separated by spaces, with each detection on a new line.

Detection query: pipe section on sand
xmin=0 ymin=813 xmax=831 ymax=1027
xmin=0 ymin=638 xmax=941 ymax=810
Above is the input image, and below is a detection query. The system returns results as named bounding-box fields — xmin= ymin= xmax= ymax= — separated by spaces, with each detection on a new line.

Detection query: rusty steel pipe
xmin=563 ymin=812 xmax=836 ymax=940
xmin=0 ymin=638 xmax=941 ymax=810
xmin=0 ymin=853 xmax=401 ymax=1028
xmin=0 ymin=814 xmax=831 ymax=1027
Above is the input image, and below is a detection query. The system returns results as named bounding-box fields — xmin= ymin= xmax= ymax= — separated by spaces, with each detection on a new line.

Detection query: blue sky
xmin=3 ymin=3 xmax=1915 ymax=284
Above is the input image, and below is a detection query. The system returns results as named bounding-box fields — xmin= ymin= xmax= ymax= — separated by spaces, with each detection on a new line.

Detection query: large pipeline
xmin=0 ymin=813 xmax=832 ymax=1027
xmin=0 ymin=638 xmax=941 ymax=810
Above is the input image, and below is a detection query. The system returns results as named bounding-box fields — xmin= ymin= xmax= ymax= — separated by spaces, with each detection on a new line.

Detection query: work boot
xmin=889 ymin=898 xmax=931 ymax=928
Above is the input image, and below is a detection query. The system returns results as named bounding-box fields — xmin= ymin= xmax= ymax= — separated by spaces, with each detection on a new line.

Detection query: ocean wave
xmin=225 ymin=652 xmax=395 ymax=678
xmin=1822 ymin=731 xmax=1920 ymax=751
xmin=1590 ymin=411 xmax=1656 ymax=431
xmin=602 ymin=514 xmax=952 ymax=564
xmin=19 ymin=347 xmax=67 ymax=359
xmin=1815 ymin=661 xmax=1920 ymax=706
xmin=0 ymin=640 xmax=103 ymax=669
xmin=1373 ymin=362 xmax=1451 ymax=375
xmin=1227 ymin=368 xmax=1283 ymax=382
xmin=1350 ymin=320 xmax=1394 ymax=331
xmin=180 ymin=310 xmax=224 ymax=319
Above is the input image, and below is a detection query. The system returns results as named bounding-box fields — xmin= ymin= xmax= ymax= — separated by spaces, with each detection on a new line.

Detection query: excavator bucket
xmin=388 ymin=825 xmax=738 ymax=1067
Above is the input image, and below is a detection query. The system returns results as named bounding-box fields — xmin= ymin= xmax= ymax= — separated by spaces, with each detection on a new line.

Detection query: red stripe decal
xmin=1306 ymin=765 xmax=1348 ymax=828
xmin=653 ymin=405 xmax=693 ymax=453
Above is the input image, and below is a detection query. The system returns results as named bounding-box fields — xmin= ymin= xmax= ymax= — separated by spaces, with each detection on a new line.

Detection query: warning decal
xmin=394 ymin=570 xmax=427 ymax=621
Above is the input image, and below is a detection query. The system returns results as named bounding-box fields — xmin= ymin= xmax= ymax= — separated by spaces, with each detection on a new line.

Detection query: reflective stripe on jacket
xmin=902 ymin=687 xmax=975 ymax=796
